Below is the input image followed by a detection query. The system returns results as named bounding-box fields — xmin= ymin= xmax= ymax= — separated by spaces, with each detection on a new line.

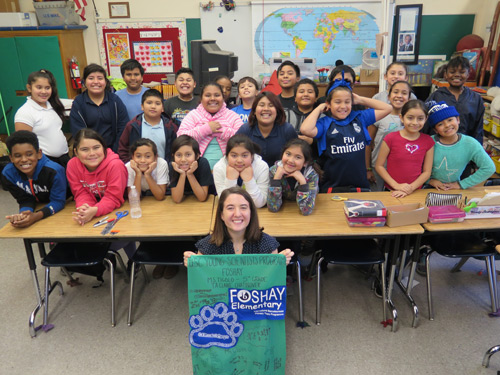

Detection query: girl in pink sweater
xmin=67 ymin=129 xmax=136 ymax=259
xmin=177 ymin=82 xmax=243 ymax=169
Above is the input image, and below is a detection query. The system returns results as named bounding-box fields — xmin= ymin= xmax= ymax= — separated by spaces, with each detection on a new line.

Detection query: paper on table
xmin=478 ymin=192 xmax=500 ymax=206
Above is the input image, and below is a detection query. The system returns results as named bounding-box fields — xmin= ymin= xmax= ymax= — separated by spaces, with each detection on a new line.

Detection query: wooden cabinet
xmin=0 ymin=28 xmax=87 ymax=134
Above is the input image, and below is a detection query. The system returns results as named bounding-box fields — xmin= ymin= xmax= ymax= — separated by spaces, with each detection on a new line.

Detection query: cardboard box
xmin=359 ymin=69 xmax=379 ymax=84
xmin=386 ymin=203 xmax=429 ymax=227
xmin=0 ymin=12 xmax=37 ymax=27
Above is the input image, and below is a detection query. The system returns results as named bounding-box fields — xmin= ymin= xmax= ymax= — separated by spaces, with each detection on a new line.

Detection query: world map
xmin=254 ymin=7 xmax=380 ymax=67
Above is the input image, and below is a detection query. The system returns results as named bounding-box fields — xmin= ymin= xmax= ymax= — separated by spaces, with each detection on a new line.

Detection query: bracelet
xmin=366 ymin=167 xmax=373 ymax=171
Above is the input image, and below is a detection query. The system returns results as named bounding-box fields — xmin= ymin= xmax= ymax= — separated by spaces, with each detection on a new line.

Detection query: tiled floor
xmin=1 ymin=189 xmax=500 ymax=374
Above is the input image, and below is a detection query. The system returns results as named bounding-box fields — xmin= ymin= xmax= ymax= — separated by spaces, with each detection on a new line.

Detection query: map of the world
xmin=254 ymin=7 xmax=380 ymax=67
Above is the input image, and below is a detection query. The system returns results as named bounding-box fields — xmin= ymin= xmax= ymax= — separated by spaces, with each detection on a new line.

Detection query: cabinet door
xmin=0 ymin=37 xmax=24 ymax=134
xmin=15 ymin=36 xmax=68 ymax=98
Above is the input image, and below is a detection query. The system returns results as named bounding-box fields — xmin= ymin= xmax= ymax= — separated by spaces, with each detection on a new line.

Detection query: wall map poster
xmin=187 ymin=254 xmax=287 ymax=375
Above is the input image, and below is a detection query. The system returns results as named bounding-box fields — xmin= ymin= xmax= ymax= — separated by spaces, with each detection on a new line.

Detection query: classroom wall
xmin=19 ymin=0 xmax=497 ymax=74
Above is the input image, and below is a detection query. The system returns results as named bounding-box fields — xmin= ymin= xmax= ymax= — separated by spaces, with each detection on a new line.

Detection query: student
xmin=236 ymin=92 xmax=297 ymax=166
xmin=231 ymin=76 xmax=259 ymax=123
xmin=427 ymin=101 xmax=495 ymax=190
xmin=67 ymin=129 xmax=128 ymax=226
xmin=215 ymin=75 xmax=233 ymax=105
xmin=2 ymin=131 xmax=66 ymax=228
xmin=67 ymin=129 xmax=136 ymax=264
xmin=300 ymin=78 xmax=392 ymax=192
xmin=317 ymin=65 xmax=356 ymax=105
xmin=177 ymin=82 xmax=243 ymax=169
xmin=277 ymin=60 xmax=300 ymax=109
xmin=372 ymin=62 xmax=417 ymax=104
xmin=169 ymin=135 xmax=214 ymax=203
xmin=115 ymin=59 xmax=148 ymax=121
xmin=213 ymin=134 xmax=270 ymax=208
xmin=268 ymin=138 xmax=319 ymax=215
xmin=126 ymin=138 xmax=168 ymax=200
xmin=183 ymin=187 xmax=294 ymax=265
xmin=163 ymin=67 xmax=200 ymax=126
xmin=15 ymin=69 xmax=70 ymax=168
xmin=368 ymin=81 xmax=412 ymax=191
xmin=118 ymin=89 xmax=177 ymax=163
xmin=375 ymin=100 xmax=434 ymax=198
xmin=70 ymin=63 xmax=128 ymax=153
xmin=285 ymin=78 xmax=318 ymax=136
xmin=425 ymin=56 xmax=484 ymax=144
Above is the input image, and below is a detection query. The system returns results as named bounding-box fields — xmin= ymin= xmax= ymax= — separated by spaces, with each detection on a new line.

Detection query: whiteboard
xmin=200 ymin=2 xmax=252 ymax=81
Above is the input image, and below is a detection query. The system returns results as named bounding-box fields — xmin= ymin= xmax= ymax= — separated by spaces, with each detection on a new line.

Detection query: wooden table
xmin=258 ymin=193 xmax=425 ymax=331
xmin=0 ymin=196 xmax=215 ymax=337
xmin=396 ymin=187 xmax=500 ymax=320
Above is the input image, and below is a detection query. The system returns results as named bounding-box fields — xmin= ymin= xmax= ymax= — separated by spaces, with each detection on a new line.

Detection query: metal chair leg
xmin=115 ymin=252 xmax=130 ymax=283
xmin=295 ymin=260 xmax=304 ymax=324
xmin=104 ymin=258 xmax=115 ymax=327
xmin=316 ymin=257 xmax=324 ymax=325
xmin=483 ymin=345 xmax=500 ymax=367
xmin=128 ymin=262 xmax=137 ymax=326
xmin=380 ymin=263 xmax=387 ymax=323
xmin=485 ymin=256 xmax=498 ymax=313
xmin=426 ymin=251 xmax=434 ymax=320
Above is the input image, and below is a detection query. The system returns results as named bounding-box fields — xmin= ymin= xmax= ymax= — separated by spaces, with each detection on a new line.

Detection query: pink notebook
xmin=428 ymin=205 xmax=465 ymax=223
xmin=345 ymin=215 xmax=386 ymax=227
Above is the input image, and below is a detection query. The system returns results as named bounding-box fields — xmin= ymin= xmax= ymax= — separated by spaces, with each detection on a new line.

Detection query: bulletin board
xmin=96 ymin=19 xmax=188 ymax=82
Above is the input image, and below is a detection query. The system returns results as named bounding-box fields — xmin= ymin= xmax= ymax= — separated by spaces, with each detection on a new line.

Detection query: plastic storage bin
xmin=33 ymin=1 xmax=80 ymax=26
xmin=428 ymin=205 xmax=465 ymax=223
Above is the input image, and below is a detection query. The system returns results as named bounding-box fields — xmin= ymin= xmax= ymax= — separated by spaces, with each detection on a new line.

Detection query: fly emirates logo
xmin=330 ymin=136 xmax=365 ymax=155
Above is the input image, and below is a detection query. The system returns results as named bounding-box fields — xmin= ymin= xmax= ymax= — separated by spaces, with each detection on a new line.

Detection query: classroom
xmin=1 ymin=0 xmax=500 ymax=374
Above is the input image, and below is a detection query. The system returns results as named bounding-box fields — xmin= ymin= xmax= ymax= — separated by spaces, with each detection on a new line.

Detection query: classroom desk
xmin=257 ymin=193 xmax=425 ymax=331
xmin=397 ymin=188 xmax=500 ymax=320
xmin=0 ymin=195 xmax=215 ymax=337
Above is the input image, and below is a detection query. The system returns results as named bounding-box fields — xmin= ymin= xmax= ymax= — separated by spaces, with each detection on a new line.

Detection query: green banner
xmin=188 ymin=254 xmax=287 ymax=375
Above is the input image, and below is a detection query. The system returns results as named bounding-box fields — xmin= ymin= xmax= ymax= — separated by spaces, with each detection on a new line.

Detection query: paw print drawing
xmin=189 ymin=302 xmax=244 ymax=349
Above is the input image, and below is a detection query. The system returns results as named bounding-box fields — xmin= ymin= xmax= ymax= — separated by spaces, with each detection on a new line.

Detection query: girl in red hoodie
xmin=67 ymin=129 xmax=136 ymax=259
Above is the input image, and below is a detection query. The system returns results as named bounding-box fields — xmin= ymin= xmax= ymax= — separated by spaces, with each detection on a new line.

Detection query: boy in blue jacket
xmin=2 ymin=131 xmax=67 ymax=228
xmin=118 ymin=89 xmax=177 ymax=163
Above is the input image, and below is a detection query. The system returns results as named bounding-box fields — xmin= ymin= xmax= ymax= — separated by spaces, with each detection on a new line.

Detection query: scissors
xmin=331 ymin=195 xmax=348 ymax=201
xmin=93 ymin=216 xmax=111 ymax=228
xmin=101 ymin=211 xmax=129 ymax=235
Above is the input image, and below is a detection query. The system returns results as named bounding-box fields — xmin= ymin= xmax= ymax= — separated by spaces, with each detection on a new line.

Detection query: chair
xmin=40 ymin=242 xmax=116 ymax=331
xmin=425 ymin=236 xmax=498 ymax=320
xmin=127 ymin=241 xmax=183 ymax=326
xmin=316 ymin=239 xmax=389 ymax=329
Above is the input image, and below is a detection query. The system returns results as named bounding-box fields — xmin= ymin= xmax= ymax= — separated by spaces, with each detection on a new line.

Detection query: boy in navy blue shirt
xmin=2 ymin=131 xmax=67 ymax=228
xmin=425 ymin=56 xmax=484 ymax=144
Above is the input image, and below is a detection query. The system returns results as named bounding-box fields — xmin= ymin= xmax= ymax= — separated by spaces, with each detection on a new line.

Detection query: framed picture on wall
xmin=109 ymin=2 xmax=130 ymax=19
xmin=392 ymin=4 xmax=422 ymax=65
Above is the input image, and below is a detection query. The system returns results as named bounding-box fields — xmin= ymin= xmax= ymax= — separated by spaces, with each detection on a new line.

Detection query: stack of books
xmin=344 ymin=199 xmax=387 ymax=227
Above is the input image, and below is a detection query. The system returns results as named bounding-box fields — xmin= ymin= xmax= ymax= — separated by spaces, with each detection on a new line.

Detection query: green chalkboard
xmin=186 ymin=18 xmax=202 ymax=69
xmin=392 ymin=14 xmax=475 ymax=60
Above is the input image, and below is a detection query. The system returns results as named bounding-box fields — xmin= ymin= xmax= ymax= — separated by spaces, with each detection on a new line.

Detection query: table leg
xmin=386 ymin=237 xmax=399 ymax=332
xmin=25 ymin=239 xmax=42 ymax=338
xmin=395 ymin=235 xmax=421 ymax=328
xmin=295 ymin=260 xmax=306 ymax=327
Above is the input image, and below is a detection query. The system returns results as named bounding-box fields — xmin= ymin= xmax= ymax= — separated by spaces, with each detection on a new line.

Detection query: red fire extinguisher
xmin=69 ymin=58 xmax=82 ymax=89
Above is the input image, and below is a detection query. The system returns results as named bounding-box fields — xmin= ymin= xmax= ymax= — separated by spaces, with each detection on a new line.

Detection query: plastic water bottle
xmin=129 ymin=186 xmax=142 ymax=219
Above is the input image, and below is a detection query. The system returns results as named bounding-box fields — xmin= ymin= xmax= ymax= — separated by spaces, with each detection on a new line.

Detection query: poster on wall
xmin=98 ymin=20 xmax=188 ymax=83
xmin=105 ymin=32 xmax=131 ymax=77
xmin=132 ymin=41 xmax=174 ymax=73
xmin=188 ymin=254 xmax=287 ymax=375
